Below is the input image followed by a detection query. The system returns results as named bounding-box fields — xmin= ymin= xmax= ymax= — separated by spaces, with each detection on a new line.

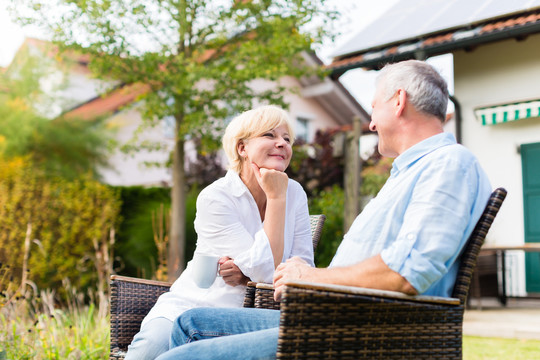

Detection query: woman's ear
xmin=237 ymin=140 xmax=247 ymax=158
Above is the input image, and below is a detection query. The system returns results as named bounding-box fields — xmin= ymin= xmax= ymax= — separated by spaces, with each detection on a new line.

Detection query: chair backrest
xmin=309 ymin=214 xmax=326 ymax=251
xmin=451 ymin=188 xmax=507 ymax=303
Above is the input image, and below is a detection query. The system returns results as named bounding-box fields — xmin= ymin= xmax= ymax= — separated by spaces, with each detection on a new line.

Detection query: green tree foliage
xmin=0 ymin=48 xmax=113 ymax=180
xmin=0 ymin=160 xmax=121 ymax=299
xmin=11 ymin=0 xmax=338 ymax=279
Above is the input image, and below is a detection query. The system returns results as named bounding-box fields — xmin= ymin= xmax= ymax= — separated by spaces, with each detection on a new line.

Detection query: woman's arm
xmin=194 ymin=184 xmax=278 ymax=284
xmin=251 ymin=164 xmax=288 ymax=269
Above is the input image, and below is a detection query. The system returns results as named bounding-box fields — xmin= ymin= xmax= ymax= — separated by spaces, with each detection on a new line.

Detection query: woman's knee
xmin=125 ymin=317 xmax=173 ymax=360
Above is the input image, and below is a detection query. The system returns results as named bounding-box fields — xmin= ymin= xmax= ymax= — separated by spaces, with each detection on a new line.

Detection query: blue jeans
xmin=124 ymin=317 xmax=173 ymax=360
xmin=155 ymin=307 xmax=281 ymax=360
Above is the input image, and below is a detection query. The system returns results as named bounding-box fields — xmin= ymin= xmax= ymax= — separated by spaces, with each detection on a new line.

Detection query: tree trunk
xmin=168 ymin=115 xmax=186 ymax=281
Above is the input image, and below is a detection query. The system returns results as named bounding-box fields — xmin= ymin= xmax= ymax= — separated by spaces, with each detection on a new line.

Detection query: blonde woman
xmin=125 ymin=105 xmax=314 ymax=359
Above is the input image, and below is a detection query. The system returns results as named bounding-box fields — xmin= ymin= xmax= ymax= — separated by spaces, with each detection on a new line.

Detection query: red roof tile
xmin=328 ymin=8 xmax=540 ymax=72
xmin=64 ymin=83 xmax=151 ymax=120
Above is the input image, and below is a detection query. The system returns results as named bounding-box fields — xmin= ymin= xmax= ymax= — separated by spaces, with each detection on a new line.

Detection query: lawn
xmin=464 ymin=336 xmax=540 ymax=360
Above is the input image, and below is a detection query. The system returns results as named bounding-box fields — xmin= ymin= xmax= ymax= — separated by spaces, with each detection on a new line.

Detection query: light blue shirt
xmin=330 ymin=133 xmax=492 ymax=297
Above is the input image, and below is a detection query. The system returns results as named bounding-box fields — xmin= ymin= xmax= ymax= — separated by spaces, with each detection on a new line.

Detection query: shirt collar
xmin=391 ymin=132 xmax=457 ymax=176
xmin=225 ymin=170 xmax=250 ymax=197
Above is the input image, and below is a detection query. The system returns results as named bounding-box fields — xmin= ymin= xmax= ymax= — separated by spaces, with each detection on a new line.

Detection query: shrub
xmin=308 ymin=185 xmax=345 ymax=267
xmin=113 ymin=185 xmax=201 ymax=279
xmin=0 ymin=159 xmax=121 ymax=300
xmin=287 ymin=129 xmax=344 ymax=196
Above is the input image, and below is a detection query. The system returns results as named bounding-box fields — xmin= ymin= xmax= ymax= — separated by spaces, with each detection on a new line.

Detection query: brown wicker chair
xmin=109 ymin=214 xmax=326 ymax=359
xmin=247 ymin=188 xmax=506 ymax=359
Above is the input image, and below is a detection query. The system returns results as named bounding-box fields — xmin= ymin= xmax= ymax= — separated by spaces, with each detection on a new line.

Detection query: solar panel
xmin=333 ymin=0 xmax=540 ymax=57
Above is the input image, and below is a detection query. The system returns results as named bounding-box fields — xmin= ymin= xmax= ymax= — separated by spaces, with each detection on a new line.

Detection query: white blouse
xmin=141 ymin=170 xmax=314 ymax=326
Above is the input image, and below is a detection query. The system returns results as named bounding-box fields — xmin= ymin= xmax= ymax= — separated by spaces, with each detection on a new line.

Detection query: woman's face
xmin=239 ymin=124 xmax=293 ymax=172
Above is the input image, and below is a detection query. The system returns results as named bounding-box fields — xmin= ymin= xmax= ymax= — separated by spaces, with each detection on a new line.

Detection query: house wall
xmin=250 ymin=77 xmax=347 ymax=142
xmin=99 ymin=78 xmax=349 ymax=187
xmin=454 ymin=33 xmax=540 ymax=295
xmin=99 ymin=107 xmax=174 ymax=187
xmin=283 ymin=77 xmax=346 ymax=142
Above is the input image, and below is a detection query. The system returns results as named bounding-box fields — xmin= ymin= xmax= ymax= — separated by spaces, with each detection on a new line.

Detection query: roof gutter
xmin=329 ymin=21 xmax=540 ymax=76
xmin=449 ymin=95 xmax=462 ymax=144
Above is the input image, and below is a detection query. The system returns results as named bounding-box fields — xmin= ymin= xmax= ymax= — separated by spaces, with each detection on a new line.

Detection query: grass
xmin=464 ymin=336 xmax=540 ymax=360
xmin=1 ymin=284 xmax=539 ymax=359
xmin=0 ymin=288 xmax=109 ymax=360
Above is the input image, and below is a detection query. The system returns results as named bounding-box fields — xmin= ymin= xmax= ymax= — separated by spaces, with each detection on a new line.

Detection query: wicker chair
xmin=246 ymin=188 xmax=506 ymax=359
xmin=109 ymin=214 xmax=326 ymax=359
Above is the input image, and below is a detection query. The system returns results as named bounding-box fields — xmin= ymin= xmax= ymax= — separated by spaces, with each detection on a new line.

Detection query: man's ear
xmin=395 ymin=88 xmax=407 ymax=117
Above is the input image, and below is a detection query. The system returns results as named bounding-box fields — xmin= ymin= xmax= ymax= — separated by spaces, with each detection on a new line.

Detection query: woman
xmin=124 ymin=105 xmax=314 ymax=359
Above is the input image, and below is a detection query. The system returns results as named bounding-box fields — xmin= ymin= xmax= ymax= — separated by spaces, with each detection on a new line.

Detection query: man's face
xmin=370 ymin=82 xmax=399 ymax=158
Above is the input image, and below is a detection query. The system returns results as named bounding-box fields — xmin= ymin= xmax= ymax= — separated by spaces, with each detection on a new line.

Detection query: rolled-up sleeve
xmin=234 ymin=229 xmax=276 ymax=283
xmin=194 ymin=176 xmax=314 ymax=284
xmin=235 ymin=181 xmax=314 ymax=281
xmin=380 ymin=159 xmax=477 ymax=294
xmin=194 ymin=192 xmax=276 ymax=283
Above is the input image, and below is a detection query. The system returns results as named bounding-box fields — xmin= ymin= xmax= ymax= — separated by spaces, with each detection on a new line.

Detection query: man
xmin=155 ymin=60 xmax=492 ymax=360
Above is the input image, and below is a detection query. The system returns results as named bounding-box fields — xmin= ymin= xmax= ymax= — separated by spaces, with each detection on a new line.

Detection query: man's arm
xmin=273 ymin=256 xmax=418 ymax=301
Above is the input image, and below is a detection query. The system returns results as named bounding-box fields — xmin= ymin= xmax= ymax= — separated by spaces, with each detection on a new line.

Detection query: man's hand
xmin=273 ymin=257 xmax=316 ymax=301
xmin=219 ymin=257 xmax=250 ymax=287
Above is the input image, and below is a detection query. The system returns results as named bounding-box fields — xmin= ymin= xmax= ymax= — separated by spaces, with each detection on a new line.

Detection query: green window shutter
xmin=521 ymin=142 xmax=540 ymax=293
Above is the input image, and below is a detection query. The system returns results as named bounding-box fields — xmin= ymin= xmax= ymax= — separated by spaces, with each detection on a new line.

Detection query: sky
xmin=0 ymin=0 xmax=452 ymax=111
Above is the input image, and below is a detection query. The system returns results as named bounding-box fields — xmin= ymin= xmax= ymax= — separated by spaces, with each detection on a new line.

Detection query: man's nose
xmin=369 ymin=120 xmax=377 ymax=132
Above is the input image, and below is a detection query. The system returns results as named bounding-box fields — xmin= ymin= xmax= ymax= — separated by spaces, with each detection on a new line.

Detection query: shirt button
xmin=407 ymin=233 xmax=415 ymax=240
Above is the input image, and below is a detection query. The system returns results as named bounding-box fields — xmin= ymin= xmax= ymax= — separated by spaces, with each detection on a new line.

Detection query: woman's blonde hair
xmin=223 ymin=105 xmax=295 ymax=173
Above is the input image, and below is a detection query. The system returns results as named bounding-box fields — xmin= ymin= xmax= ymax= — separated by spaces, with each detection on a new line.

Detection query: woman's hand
xmin=219 ymin=256 xmax=250 ymax=287
xmin=251 ymin=163 xmax=288 ymax=200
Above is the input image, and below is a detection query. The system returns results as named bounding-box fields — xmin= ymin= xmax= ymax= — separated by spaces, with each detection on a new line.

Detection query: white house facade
xmin=454 ymin=33 xmax=540 ymax=296
xmin=327 ymin=1 xmax=540 ymax=297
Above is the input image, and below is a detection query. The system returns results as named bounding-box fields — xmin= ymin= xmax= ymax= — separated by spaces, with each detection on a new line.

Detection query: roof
xmin=300 ymin=52 xmax=371 ymax=125
xmin=10 ymin=38 xmax=368 ymax=124
xmin=64 ymin=51 xmax=370 ymax=124
xmin=64 ymin=82 xmax=151 ymax=120
xmin=328 ymin=2 xmax=540 ymax=75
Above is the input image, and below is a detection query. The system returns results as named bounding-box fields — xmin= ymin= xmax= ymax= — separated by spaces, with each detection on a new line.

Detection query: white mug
xmin=192 ymin=253 xmax=220 ymax=288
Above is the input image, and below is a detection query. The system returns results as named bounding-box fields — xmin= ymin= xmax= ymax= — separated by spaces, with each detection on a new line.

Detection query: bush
xmin=113 ymin=185 xmax=201 ymax=279
xmin=308 ymin=185 xmax=345 ymax=267
xmin=0 ymin=159 xmax=120 ymax=300
xmin=287 ymin=129 xmax=344 ymax=197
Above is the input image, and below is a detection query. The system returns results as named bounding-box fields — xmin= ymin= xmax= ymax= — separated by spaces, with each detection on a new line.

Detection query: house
xmin=9 ymin=38 xmax=370 ymax=187
xmin=327 ymin=0 xmax=540 ymax=296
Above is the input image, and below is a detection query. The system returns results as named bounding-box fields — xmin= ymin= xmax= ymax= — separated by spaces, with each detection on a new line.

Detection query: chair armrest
xmin=283 ymin=280 xmax=460 ymax=305
xmin=110 ymin=274 xmax=172 ymax=288
xmin=242 ymin=282 xmax=280 ymax=310
xmin=249 ymin=280 xmax=460 ymax=309
xmin=276 ymin=281 xmax=463 ymax=359
xmin=110 ymin=275 xmax=172 ymax=356
xmin=243 ymin=281 xmax=257 ymax=308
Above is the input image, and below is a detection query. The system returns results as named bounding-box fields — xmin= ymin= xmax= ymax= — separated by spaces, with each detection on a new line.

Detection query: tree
xmin=12 ymin=0 xmax=338 ymax=280
xmin=0 ymin=45 xmax=112 ymax=180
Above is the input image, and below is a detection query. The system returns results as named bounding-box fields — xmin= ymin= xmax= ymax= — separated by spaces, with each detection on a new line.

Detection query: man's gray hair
xmin=377 ymin=60 xmax=449 ymax=122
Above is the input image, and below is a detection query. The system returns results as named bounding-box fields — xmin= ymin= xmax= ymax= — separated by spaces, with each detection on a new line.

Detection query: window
xmin=296 ymin=117 xmax=310 ymax=142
